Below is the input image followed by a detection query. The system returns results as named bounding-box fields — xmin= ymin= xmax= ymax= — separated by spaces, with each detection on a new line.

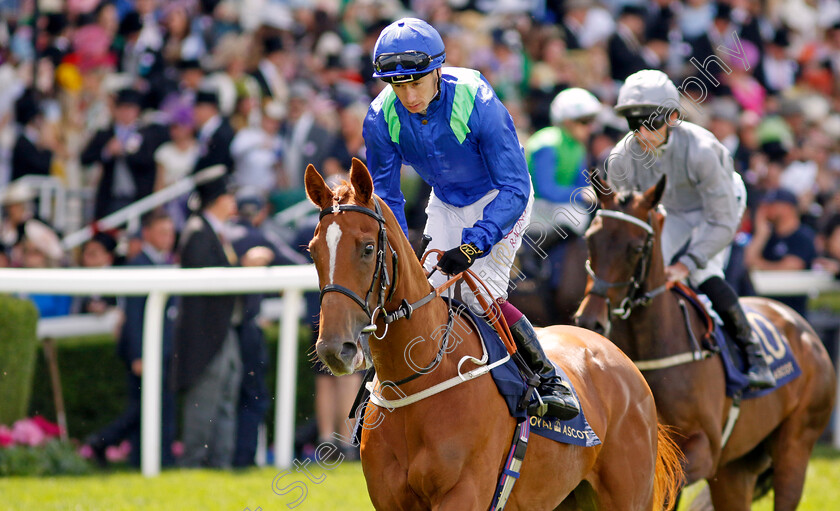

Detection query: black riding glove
xmin=437 ymin=243 xmax=484 ymax=275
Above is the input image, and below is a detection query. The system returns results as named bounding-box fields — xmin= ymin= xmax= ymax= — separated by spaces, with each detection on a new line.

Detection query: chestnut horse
xmin=575 ymin=176 xmax=836 ymax=510
xmin=305 ymin=159 xmax=682 ymax=510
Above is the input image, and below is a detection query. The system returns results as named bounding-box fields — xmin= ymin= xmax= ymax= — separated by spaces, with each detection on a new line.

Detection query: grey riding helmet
xmin=615 ymin=69 xmax=680 ymax=118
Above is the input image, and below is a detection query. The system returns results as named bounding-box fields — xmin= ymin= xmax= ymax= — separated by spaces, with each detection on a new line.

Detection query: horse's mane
xmin=332 ymin=181 xmax=355 ymax=202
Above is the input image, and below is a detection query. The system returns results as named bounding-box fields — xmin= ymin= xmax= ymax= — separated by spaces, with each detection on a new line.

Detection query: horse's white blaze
xmin=326 ymin=222 xmax=342 ymax=284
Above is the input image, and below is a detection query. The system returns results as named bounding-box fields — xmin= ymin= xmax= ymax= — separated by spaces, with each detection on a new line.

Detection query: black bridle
xmin=318 ymin=199 xmax=441 ymax=339
xmin=584 ymin=209 xmax=668 ymax=320
xmin=318 ymin=200 xmax=398 ymax=336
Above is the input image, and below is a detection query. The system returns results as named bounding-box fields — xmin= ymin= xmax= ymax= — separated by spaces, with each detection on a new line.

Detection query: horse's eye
xmin=363 ymin=243 xmax=375 ymax=257
xmin=632 ymin=244 xmax=645 ymax=254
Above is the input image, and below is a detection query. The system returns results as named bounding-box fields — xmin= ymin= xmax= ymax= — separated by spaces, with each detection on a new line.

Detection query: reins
xmin=318 ymin=198 xmax=516 ymax=350
xmin=317 ymin=198 xmax=525 ymax=405
xmin=586 ymin=208 xmax=716 ymax=371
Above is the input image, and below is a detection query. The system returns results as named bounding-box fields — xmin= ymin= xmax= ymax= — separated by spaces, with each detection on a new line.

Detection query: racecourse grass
xmin=1 ymin=446 xmax=838 ymax=510
xmin=677 ymin=444 xmax=840 ymax=511
xmin=0 ymin=462 xmax=375 ymax=511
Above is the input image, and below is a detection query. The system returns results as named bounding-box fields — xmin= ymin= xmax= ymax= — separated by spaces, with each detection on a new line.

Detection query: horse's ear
xmin=588 ymin=168 xmax=614 ymax=208
xmin=642 ymin=175 xmax=667 ymax=210
xmin=305 ymin=164 xmax=333 ymax=209
xmin=349 ymin=157 xmax=374 ymax=203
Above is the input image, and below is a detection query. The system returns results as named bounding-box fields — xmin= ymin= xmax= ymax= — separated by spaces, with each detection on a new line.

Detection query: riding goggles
xmin=626 ymin=114 xmax=667 ymax=132
xmin=571 ymin=115 xmax=597 ymax=125
xmin=374 ymin=50 xmax=445 ymax=75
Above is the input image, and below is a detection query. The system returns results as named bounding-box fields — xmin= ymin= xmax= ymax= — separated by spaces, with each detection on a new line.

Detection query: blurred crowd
xmin=1 ymin=0 xmax=840 ymax=270
xmin=2 ymin=0 xmax=840 ymax=465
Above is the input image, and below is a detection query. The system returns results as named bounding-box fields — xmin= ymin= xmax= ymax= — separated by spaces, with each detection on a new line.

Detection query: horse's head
xmin=574 ymin=173 xmax=666 ymax=336
xmin=305 ymin=158 xmax=401 ymax=375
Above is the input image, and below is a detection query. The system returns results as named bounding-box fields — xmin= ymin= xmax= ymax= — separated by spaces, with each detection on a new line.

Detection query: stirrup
xmin=746 ymin=361 xmax=776 ymax=389
xmin=527 ymin=393 xmax=548 ymax=418
xmin=530 ymin=381 xmax=580 ymax=421
xmin=745 ymin=346 xmax=776 ymax=389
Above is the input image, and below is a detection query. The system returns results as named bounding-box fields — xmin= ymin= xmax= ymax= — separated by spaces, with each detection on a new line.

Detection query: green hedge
xmin=28 ymin=325 xmax=317 ymax=443
xmin=0 ymin=440 xmax=90 ymax=476
xmin=0 ymin=295 xmax=39 ymax=426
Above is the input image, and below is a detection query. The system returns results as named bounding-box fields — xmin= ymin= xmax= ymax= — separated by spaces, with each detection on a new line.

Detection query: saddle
xmin=671 ymin=283 xmax=801 ymax=399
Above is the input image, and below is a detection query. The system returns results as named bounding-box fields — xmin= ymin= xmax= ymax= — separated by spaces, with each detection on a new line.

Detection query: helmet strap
xmin=431 ymin=69 xmax=442 ymax=103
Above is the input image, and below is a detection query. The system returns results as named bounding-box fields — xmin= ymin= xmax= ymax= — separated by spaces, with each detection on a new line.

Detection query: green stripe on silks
xmin=382 ymin=87 xmax=400 ymax=144
xmin=450 ymin=69 xmax=481 ymax=144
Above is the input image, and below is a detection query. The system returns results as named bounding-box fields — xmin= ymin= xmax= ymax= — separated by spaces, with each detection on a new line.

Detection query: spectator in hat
xmin=279 ymin=81 xmax=346 ymax=192
xmin=173 ymin=168 xmax=274 ymax=468
xmin=608 ymin=5 xmax=657 ymax=82
xmin=41 ymin=12 xmax=72 ymax=68
xmin=192 ymin=88 xmax=235 ymax=175
xmin=561 ymin=0 xmax=589 ymax=50
xmin=560 ymin=0 xmax=614 ymax=50
xmin=116 ymin=10 xmax=163 ymax=81
xmin=708 ymin=98 xmax=752 ymax=173
xmin=745 ymin=188 xmax=817 ymax=316
xmin=155 ymin=97 xmax=198 ymax=191
xmin=174 ymin=58 xmax=206 ymax=105
xmin=161 ymin=1 xmax=205 ymax=65
xmin=16 ymin=219 xmax=71 ymax=318
xmin=252 ymin=36 xmax=290 ymax=102
xmin=11 ymin=89 xmax=60 ymax=181
xmin=230 ymin=100 xmax=286 ymax=192
xmin=81 ymin=88 xmax=165 ymax=218
xmin=151 ymin=96 xmax=197 ymax=229
xmin=761 ymin=27 xmax=797 ymax=95
xmin=1 ymin=182 xmax=48 ymax=258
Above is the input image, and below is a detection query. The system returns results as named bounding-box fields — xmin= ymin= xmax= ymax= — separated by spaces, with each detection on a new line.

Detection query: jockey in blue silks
xmin=363 ymin=18 xmax=580 ymax=421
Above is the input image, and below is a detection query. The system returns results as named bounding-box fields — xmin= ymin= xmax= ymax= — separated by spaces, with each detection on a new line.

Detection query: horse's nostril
xmin=340 ymin=342 xmax=358 ymax=361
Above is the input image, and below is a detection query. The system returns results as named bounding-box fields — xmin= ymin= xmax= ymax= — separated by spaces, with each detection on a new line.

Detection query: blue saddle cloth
xmin=448 ymin=299 xmax=601 ymax=448
xmin=673 ymin=288 xmax=801 ymax=399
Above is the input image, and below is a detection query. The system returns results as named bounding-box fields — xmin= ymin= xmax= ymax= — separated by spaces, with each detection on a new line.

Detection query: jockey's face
xmin=391 ymin=70 xmax=439 ymax=115
xmin=629 ymin=111 xmax=677 ymax=151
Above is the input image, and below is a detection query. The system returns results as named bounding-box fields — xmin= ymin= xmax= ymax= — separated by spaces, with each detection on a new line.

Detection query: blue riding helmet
xmin=372 ymin=18 xmax=446 ymax=83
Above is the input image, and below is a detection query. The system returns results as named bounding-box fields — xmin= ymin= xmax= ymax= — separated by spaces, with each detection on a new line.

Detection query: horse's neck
xmin=372 ymin=298 xmax=451 ymax=380
xmin=614 ymin=267 xmax=687 ymax=360
xmin=369 ymin=244 xmax=455 ymax=385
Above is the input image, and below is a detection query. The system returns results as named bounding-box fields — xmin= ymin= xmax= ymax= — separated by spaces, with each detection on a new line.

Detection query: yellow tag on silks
xmin=459 ymin=243 xmax=483 ymax=263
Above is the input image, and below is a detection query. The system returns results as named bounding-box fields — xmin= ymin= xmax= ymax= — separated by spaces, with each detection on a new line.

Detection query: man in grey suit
xmin=173 ymin=167 xmax=272 ymax=468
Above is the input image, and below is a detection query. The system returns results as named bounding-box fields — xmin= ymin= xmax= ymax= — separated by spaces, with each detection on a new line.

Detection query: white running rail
xmin=0 ymin=265 xmax=319 ymax=477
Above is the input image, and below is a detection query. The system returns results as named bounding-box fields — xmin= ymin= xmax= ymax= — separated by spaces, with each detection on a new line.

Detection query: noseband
xmin=318 ymin=200 xmax=398 ymax=337
xmin=585 ymin=209 xmax=667 ymax=319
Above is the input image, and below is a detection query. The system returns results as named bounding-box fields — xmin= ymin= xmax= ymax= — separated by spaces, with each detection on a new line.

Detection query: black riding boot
xmin=723 ymin=303 xmax=777 ymax=389
xmin=509 ymin=316 xmax=580 ymax=420
xmin=699 ymin=277 xmax=776 ymax=389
